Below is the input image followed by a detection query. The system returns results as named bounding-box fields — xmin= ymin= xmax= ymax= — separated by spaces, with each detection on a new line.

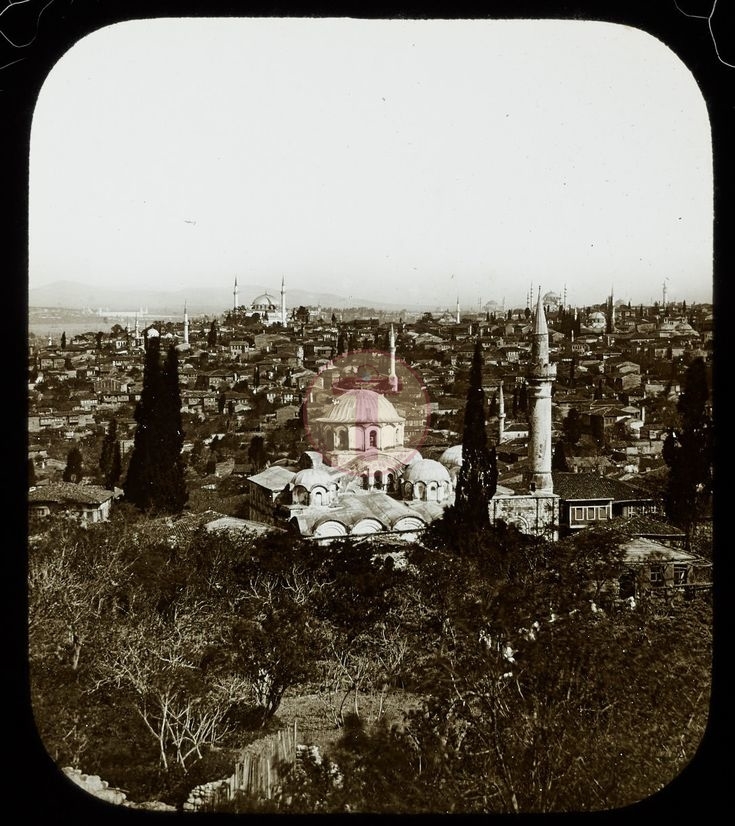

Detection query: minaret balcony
xmin=528 ymin=363 xmax=557 ymax=380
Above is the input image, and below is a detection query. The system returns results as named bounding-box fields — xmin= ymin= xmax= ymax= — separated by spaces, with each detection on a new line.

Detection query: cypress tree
xmin=124 ymin=333 xmax=162 ymax=511
xmin=454 ymin=340 xmax=498 ymax=528
xmin=99 ymin=417 xmax=122 ymax=490
xmin=156 ymin=343 xmax=188 ymax=513
xmin=663 ymin=357 xmax=712 ymax=545
xmin=124 ymin=336 xmax=188 ymax=514
xmin=62 ymin=446 xmax=83 ymax=482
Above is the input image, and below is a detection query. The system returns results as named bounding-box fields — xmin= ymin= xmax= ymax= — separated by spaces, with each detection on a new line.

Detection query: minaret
xmin=280 ymin=275 xmax=287 ymax=326
xmin=134 ymin=313 xmax=140 ymax=339
xmin=183 ymin=301 xmax=189 ymax=345
xmin=497 ymin=380 xmax=505 ymax=443
xmin=610 ymin=285 xmax=616 ymax=329
xmin=233 ymin=276 xmax=239 ymax=312
xmin=455 ymin=296 xmax=460 ymax=324
xmin=388 ymin=324 xmax=398 ymax=392
xmin=526 ymin=289 xmax=556 ymax=493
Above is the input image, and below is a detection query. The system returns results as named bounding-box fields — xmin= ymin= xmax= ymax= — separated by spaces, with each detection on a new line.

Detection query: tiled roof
xmin=246 ymin=465 xmax=297 ymax=491
xmin=612 ymin=514 xmax=686 ymax=539
xmin=552 ymin=472 xmax=654 ymax=502
xmin=28 ymin=482 xmax=114 ymax=506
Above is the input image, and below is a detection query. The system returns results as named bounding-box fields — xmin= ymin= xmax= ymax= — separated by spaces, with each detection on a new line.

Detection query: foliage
xmin=62 ymin=446 xmax=83 ymax=482
xmin=98 ymin=417 xmax=122 ymax=490
xmin=662 ymin=357 xmax=713 ymax=541
xmin=454 ymin=340 xmax=498 ymax=528
xmin=28 ymin=508 xmax=712 ymax=812
xmin=562 ymin=407 xmax=582 ymax=445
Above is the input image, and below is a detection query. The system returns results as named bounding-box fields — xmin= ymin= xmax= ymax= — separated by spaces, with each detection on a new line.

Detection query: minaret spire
xmin=281 ymin=275 xmax=287 ymax=326
xmin=497 ymin=380 xmax=505 ymax=443
xmin=455 ymin=295 xmax=460 ymax=325
xmin=183 ymin=301 xmax=189 ymax=345
xmin=526 ymin=288 xmax=556 ymax=493
xmin=233 ymin=276 xmax=239 ymax=312
xmin=388 ymin=324 xmax=398 ymax=392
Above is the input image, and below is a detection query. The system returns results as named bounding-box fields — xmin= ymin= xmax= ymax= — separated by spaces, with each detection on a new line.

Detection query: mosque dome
xmin=439 ymin=445 xmax=463 ymax=468
xmin=403 ymin=458 xmax=452 ymax=485
xmin=251 ymin=293 xmax=279 ymax=311
xmin=322 ymin=389 xmax=404 ymax=424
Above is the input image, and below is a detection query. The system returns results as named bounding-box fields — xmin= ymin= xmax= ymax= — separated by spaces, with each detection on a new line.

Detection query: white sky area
xmin=28 ymin=17 xmax=713 ymax=310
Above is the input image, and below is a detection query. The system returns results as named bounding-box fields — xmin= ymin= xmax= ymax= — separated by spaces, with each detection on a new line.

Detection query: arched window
xmin=369 ymin=430 xmax=378 ymax=448
xmin=403 ymin=481 xmax=413 ymax=500
xmin=313 ymin=490 xmax=323 ymax=506
xmin=374 ymin=470 xmax=383 ymax=490
xmin=362 ymin=473 xmax=369 ymax=490
xmin=415 ymin=481 xmax=426 ymax=500
xmin=386 ymin=473 xmax=395 ymax=493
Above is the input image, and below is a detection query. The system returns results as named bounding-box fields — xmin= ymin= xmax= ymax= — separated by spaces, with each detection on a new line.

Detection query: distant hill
xmin=28 ymin=280 xmax=434 ymax=314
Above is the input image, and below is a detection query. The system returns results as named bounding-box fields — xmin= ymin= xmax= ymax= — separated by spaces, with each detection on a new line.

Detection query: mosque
xmin=246 ymin=292 xmax=560 ymax=542
xmin=235 ymin=275 xmax=288 ymax=326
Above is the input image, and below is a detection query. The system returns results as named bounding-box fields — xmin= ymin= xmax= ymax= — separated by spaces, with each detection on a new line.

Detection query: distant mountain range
xmin=28 ymin=280 xmax=435 ymax=315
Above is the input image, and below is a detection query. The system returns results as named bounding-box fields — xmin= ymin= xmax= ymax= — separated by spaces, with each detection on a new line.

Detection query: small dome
xmin=439 ymin=445 xmax=463 ymax=468
xmin=293 ymin=467 xmax=332 ymax=490
xmin=403 ymin=458 xmax=451 ymax=485
xmin=321 ymin=389 xmax=404 ymax=424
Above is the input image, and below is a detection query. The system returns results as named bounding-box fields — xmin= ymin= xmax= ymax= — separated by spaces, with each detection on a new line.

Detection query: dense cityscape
xmin=27 ymin=281 xmax=714 ymax=813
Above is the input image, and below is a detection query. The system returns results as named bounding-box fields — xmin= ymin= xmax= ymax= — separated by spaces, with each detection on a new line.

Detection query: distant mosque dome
xmin=542 ymin=291 xmax=560 ymax=306
xmin=250 ymin=293 xmax=279 ymax=312
xmin=403 ymin=458 xmax=452 ymax=485
xmin=323 ymin=389 xmax=404 ymax=424
xmin=146 ymin=327 xmax=160 ymax=338
xmin=439 ymin=445 xmax=463 ymax=469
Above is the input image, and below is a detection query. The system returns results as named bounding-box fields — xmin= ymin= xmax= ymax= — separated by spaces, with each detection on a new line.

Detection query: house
xmin=552 ymin=472 xmax=658 ymax=536
xmin=616 ymin=537 xmax=712 ymax=599
xmin=28 ymin=482 xmax=116 ymax=523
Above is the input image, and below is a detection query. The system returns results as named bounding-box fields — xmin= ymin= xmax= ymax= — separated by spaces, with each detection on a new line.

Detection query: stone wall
xmin=62 ymin=767 xmax=176 ymax=811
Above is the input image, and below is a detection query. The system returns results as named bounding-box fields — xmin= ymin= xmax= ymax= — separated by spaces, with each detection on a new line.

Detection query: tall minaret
xmin=134 ymin=313 xmax=140 ymax=339
xmin=526 ymin=289 xmax=556 ymax=493
xmin=388 ymin=324 xmax=398 ymax=392
xmin=497 ymin=380 xmax=505 ymax=443
xmin=233 ymin=276 xmax=239 ymax=312
xmin=280 ymin=275 xmax=287 ymax=326
xmin=455 ymin=296 xmax=460 ymax=324
xmin=183 ymin=301 xmax=189 ymax=345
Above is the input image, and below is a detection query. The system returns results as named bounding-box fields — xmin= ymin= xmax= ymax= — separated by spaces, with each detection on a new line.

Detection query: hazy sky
xmin=28 ymin=17 xmax=713 ymax=311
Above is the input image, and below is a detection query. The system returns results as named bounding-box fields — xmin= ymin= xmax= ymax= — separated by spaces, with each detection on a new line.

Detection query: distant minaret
xmin=233 ymin=276 xmax=239 ymax=312
xmin=526 ymin=289 xmax=556 ymax=493
xmin=610 ymin=285 xmax=616 ymax=329
xmin=280 ymin=275 xmax=287 ymax=326
xmin=455 ymin=296 xmax=460 ymax=324
xmin=388 ymin=324 xmax=398 ymax=392
xmin=134 ymin=313 xmax=140 ymax=339
xmin=497 ymin=380 xmax=505 ymax=443
xmin=662 ymin=280 xmax=667 ymax=312
xmin=183 ymin=301 xmax=189 ymax=345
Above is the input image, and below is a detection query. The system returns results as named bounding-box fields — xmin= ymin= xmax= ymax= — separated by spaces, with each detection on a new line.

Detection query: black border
xmin=8 ymin=1 xmax=731 ymax=822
